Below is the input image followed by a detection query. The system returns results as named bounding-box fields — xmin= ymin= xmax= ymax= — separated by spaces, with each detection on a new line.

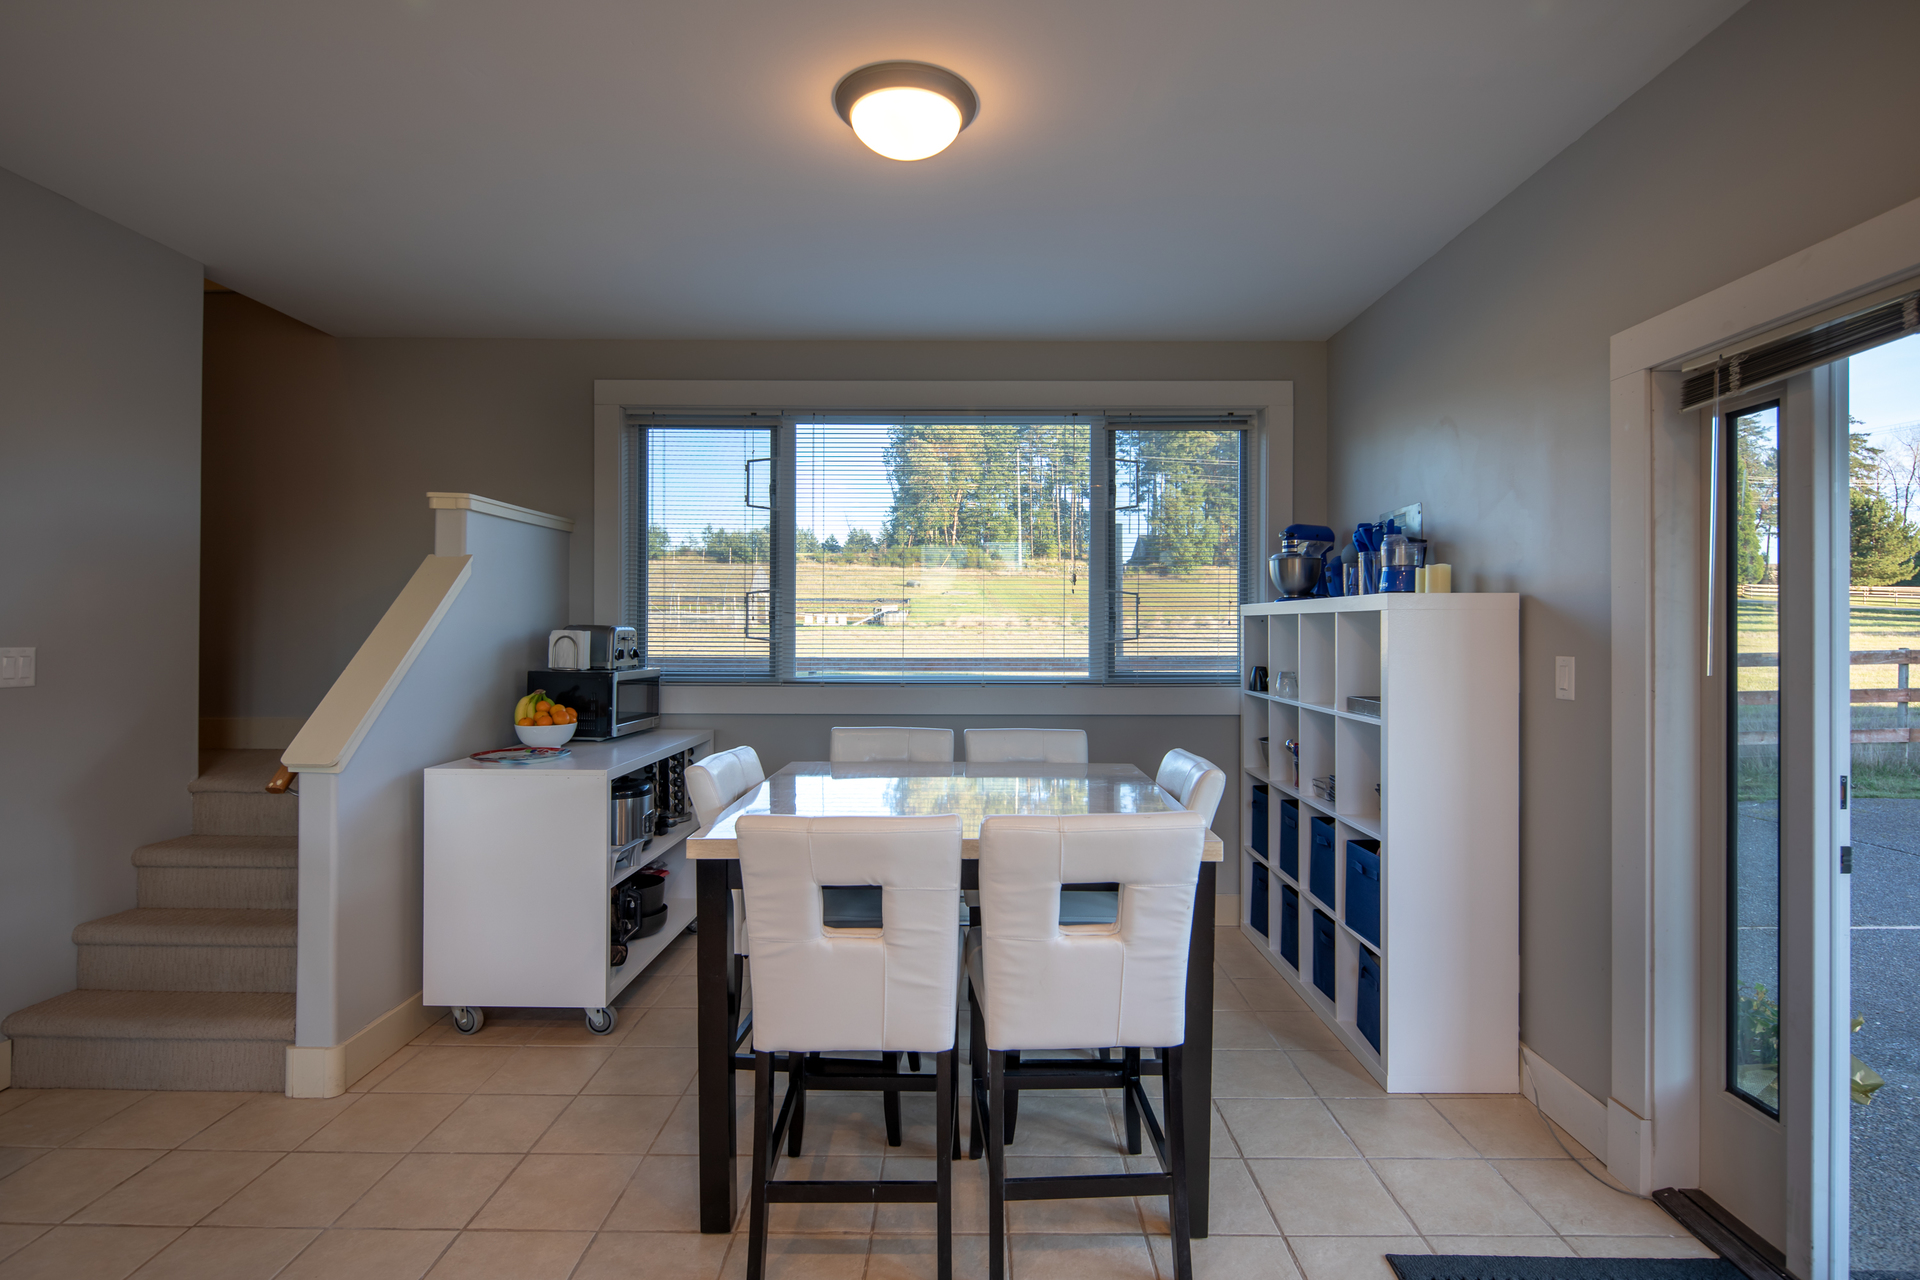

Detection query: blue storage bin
xmin=1279 ymin=798 xmax=1299 ymax=880
xmin=1248 ymin=859 xmax=1269 ymax=936
xmin=1309 ymin=816 xmax=1337 ymax=908
xmin=1344 ymin=838 xmax=1381 ymax=947
xmin=1279 ymin=884 xmax=1300 ymax=969
xmin=1311 ymin=909 xmax=1336 ymax=1000
xmin=1249 ymin=785 xmax=1269 ymax=858
xmin=1356 ymin=947 xmax=1382 ymax=1052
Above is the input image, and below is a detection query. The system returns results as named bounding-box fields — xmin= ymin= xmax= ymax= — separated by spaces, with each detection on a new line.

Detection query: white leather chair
xmin=736 ymin=814 xmax=964 ymax=1280
xmin=962 ymin=727 xmax=1088 ymax=763
xmin=1156 ymin=748 xmax=1226 ymax=828
xmin=967 ymin=810 xmax=1206 ymax=1280
xmin=830 ymin=725 xmax=955 ymax=763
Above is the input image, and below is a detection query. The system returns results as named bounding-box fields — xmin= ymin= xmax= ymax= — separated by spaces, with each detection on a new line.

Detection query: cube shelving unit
xmin=1239 ymin=594 xmax=1519 ymax=1093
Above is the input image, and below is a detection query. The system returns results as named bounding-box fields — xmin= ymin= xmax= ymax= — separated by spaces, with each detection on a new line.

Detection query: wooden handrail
xmin=1737 ymin=649 xmax=1920 ymax=666
xmin=266 ymin=765 xmax=295 ymax=794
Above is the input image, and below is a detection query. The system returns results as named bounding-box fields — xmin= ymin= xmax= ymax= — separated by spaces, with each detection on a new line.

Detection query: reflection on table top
xmin=685 ymin=762 xmax=1224 ymax=861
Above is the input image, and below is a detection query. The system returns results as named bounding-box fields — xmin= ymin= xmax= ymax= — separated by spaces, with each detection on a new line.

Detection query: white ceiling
xmin=0 ymin=1 xmax=1742 ymax=340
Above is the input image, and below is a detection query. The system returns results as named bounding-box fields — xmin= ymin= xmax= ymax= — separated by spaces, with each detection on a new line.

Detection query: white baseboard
xmin=1607 ymin=1097 xmax=1654 ymax=1195
xmin=286 ymin=993 xmax=442 ymax=1098
xmin=0 ymin=1037 xmax=11 ymax=1092
xmin=1519 ymin=1044 xmax=1610 ymax=1163
xmin=201 ymin=716 xmax=308 ymax=751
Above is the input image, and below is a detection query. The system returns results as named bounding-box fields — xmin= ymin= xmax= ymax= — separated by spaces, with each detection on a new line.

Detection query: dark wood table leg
xmin=1184 ymin=862 xmax=1216 ymax=1238
xmin=697 ymin=858 xmax=738 ymax=1233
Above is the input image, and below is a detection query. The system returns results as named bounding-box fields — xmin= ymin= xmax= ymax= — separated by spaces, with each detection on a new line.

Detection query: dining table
xmin=685 ymin=760 xmax=1225 ymax=1236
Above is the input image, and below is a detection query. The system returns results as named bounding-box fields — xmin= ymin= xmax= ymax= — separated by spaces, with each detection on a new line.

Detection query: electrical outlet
xmin=0 ymin=648 xmax=34 ymax=688
xmin=1555 ymin=656 xmax=1575 ymax=701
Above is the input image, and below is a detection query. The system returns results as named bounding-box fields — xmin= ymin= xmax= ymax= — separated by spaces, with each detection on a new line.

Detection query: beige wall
xmin=0 ymin=166 xmax=203 ymax=1023
xmin=1325 ymin=0 xmax=1920 ymax=1100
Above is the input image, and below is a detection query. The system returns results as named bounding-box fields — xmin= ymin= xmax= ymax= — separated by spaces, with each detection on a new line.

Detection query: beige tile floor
xmin=0 ymin=929 xmax=1713 ymax=1280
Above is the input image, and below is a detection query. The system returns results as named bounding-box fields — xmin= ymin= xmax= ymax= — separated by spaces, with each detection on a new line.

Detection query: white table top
xmin=685 ymin=761 xmax=1224 ymax=861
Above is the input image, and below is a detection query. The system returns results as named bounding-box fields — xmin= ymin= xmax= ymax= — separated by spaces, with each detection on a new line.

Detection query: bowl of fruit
xmin=514 ymin=689 xmax=579 ymax=747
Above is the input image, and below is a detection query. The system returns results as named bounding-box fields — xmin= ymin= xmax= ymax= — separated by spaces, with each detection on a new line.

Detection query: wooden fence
xmin=1737 ymin=649 xmax=1919 ymax=744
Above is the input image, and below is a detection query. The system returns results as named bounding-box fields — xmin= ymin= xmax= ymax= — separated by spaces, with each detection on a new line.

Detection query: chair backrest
xmin=963 ymin=728 xmax=1088 ymax=763
xmin=735 ymin=814 xmax=963 ymax=1053
xmin=1156 ymin=748 xmax=1226 ymax=827
xmin=686 ymin=745 xmax=766 ymax=828
xmin=830 ymin=726 xmax=955 ymax=763
xmin=975 ymin=811 xmax=1205 ymax=1051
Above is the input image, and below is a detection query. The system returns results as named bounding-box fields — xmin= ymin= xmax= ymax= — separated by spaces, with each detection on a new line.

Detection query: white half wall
xmin=290 ymin=503 xmax=570 ymax=1048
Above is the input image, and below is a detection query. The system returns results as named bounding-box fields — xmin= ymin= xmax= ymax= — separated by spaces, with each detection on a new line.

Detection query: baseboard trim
xmin=1519 ymin=1043 xmax=1610 ymax=1164
xmin=201 ymin=716 xmax=308 ymax=751
xmin=286 ymin=993 xmax=441 ymax=1098
xmin=0 ymin=1037 xmax=11 ymax=1091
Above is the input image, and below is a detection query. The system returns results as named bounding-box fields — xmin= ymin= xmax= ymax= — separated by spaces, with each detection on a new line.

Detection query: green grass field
xmin=647 ymin=554 xmax=1239 ymax=672
xmin=1736 ymin=591 xmax=1920 ymax=796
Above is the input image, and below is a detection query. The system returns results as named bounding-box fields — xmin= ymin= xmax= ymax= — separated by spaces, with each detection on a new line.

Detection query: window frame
xmin=592 ymin=382 xmax=1289 ymax=689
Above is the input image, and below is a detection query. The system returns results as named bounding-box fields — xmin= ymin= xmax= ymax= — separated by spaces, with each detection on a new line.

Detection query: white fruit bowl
xmin=514 ymin=722 xmax=577 ymax=748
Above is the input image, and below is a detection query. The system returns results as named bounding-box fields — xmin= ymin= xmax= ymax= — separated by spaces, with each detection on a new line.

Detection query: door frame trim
xmin=1608 ymin=194 xmax=1920 ymax=1261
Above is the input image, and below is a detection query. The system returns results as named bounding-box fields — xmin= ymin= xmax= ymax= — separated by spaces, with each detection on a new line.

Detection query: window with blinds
xmin=794 ymin=418 xmax=1091 ymax=678
xmin=641 ymin=423 xmax=773 ymax=677
xmin=628 ymin=412 xmax=1249 ymax=682
xmin=1111 ymin=425 xmax=1248 ymax=680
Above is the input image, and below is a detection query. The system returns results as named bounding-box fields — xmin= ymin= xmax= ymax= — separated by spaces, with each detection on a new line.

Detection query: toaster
xmin=547 ymin=624 xmax=639 ymax=670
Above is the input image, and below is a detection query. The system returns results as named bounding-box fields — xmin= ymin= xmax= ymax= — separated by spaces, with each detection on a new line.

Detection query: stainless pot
xmin=611 ymin=772 xmax=655 ymax=850
xmin=1269 ymin=553 xmax=1323 ymax=598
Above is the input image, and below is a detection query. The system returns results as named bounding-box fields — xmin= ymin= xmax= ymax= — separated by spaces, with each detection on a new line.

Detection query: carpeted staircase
xmin=1 ymin=750 xmax=297 ymax=1091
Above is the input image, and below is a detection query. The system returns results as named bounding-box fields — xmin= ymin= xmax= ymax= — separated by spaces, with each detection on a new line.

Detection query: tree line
xmin=648 ymin=424 xmax=1240 ymax=574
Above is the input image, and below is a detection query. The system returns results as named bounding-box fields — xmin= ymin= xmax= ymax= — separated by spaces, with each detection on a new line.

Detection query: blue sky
xmin=1852 ymin=330 xmax=1920 ymax=445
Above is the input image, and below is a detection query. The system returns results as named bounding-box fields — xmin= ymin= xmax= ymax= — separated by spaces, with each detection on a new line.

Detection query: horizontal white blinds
xmin=1110 ymin=424 xmax=1248 ymax=680
xmin=794 ymin=418 xmax=1092 ymax=678
xmin=642 ymin=423 xmax=773 ymax=677
xmin=1682 ymin=291 xmax=1920 ymax=410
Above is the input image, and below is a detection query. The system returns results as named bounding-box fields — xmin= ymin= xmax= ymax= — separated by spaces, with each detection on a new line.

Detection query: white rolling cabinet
xmin=423 ymin=728 xmax=714 ymax=1036
xmin=1238 ymin=596 xmax=1518 ymax=1092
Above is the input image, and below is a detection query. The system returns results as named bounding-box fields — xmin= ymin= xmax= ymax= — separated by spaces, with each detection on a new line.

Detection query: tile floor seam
xmin=1433 ymin=1101 xmax=1588 ymax=1256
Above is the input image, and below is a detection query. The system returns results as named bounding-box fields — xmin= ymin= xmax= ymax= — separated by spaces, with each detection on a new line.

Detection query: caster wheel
xmin=585 ymin=1007 xmax=617 ymax=1036
xmin=451 ymin=1007 xmax=485 ymax=1035
xmin=686 ymin=918 xmax=699 ymax=934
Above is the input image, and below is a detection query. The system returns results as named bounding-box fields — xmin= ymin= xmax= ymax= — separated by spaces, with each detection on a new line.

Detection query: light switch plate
xmin=1 ymin=648 xmax=35 ymax=687
xmin=1555 ymin=655 xmax=1575 ymax=700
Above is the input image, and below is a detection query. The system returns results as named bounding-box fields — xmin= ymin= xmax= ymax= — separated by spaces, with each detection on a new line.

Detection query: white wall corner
xmin=1607 ymin=1097 xmax=1655 ymax=1195
xmin=1520 ymin=1044 xmax=1611 ymax=1166
xmin=287 ymin=992 xmax=442 ymax=1098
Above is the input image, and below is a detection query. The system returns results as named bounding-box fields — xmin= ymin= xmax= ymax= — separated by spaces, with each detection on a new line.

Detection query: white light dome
xmin=833 ymin=62 xmax=979 ymax=163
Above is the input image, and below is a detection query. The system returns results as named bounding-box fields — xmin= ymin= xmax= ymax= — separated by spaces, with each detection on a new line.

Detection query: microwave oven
xmin=529 ymin=666 xmax=660 ymax=740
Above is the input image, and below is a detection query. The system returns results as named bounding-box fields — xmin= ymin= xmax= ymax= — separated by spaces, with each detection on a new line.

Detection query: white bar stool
xmin=962 ymin=727 xmax=1088 ymax=763
xmin=736 ymin=814 xmax=963 ymax=1280
xmin=829 ymin=725 xmax=955 ymax=763
xmin=967 ymin=810 xmax=1207 ymax=1280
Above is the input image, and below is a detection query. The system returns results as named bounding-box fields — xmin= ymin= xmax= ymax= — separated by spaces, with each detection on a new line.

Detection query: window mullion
xmin=773 ymin=416 xmax=797 ymax=682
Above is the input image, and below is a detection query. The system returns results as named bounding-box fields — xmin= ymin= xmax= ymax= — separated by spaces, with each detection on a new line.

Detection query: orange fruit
xmin=516 ymin=717 xmax=533 ymax=727
xmin=534 ymin=714 xmax=553 ymax=726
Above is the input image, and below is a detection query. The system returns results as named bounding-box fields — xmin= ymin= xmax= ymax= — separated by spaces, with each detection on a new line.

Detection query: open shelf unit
xmin=424 ymin=728 xmax=715 ymax=1028
xmin=1239 ymin=594 xmax=1518 ymax=1093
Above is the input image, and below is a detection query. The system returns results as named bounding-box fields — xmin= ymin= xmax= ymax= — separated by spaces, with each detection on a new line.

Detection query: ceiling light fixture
xmin=833 ymin=61 xmax=978 ymax=162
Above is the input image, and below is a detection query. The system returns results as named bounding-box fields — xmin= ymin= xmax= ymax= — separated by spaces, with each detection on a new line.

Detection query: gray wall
xmin=202 ymin=326 xmax=1327 ymax=727
xmin=0 ymin=167 xmax=202 ymax=1024
xmin=1325 ymin=0 xmax=1920 ymax=1100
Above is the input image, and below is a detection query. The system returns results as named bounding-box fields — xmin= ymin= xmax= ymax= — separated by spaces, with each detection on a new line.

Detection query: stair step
xmin=0 ymin=990 xmax=293 ymax=1091
xmin=191 ymin=749 xmax=297 ymax=838
xmin=74 ymin=909 xmax=297 ymax=993
xmin=134 ymin=835 xmax=297 ymax=909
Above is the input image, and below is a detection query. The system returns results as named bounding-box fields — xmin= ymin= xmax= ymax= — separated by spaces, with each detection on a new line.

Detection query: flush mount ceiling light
xmin=832 ymin=61 xmax=978 ymax=161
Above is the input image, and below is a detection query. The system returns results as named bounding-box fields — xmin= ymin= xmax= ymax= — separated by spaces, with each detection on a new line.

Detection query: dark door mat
xmin=1387 ymin=1258 xmax=1745 ymax=1280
